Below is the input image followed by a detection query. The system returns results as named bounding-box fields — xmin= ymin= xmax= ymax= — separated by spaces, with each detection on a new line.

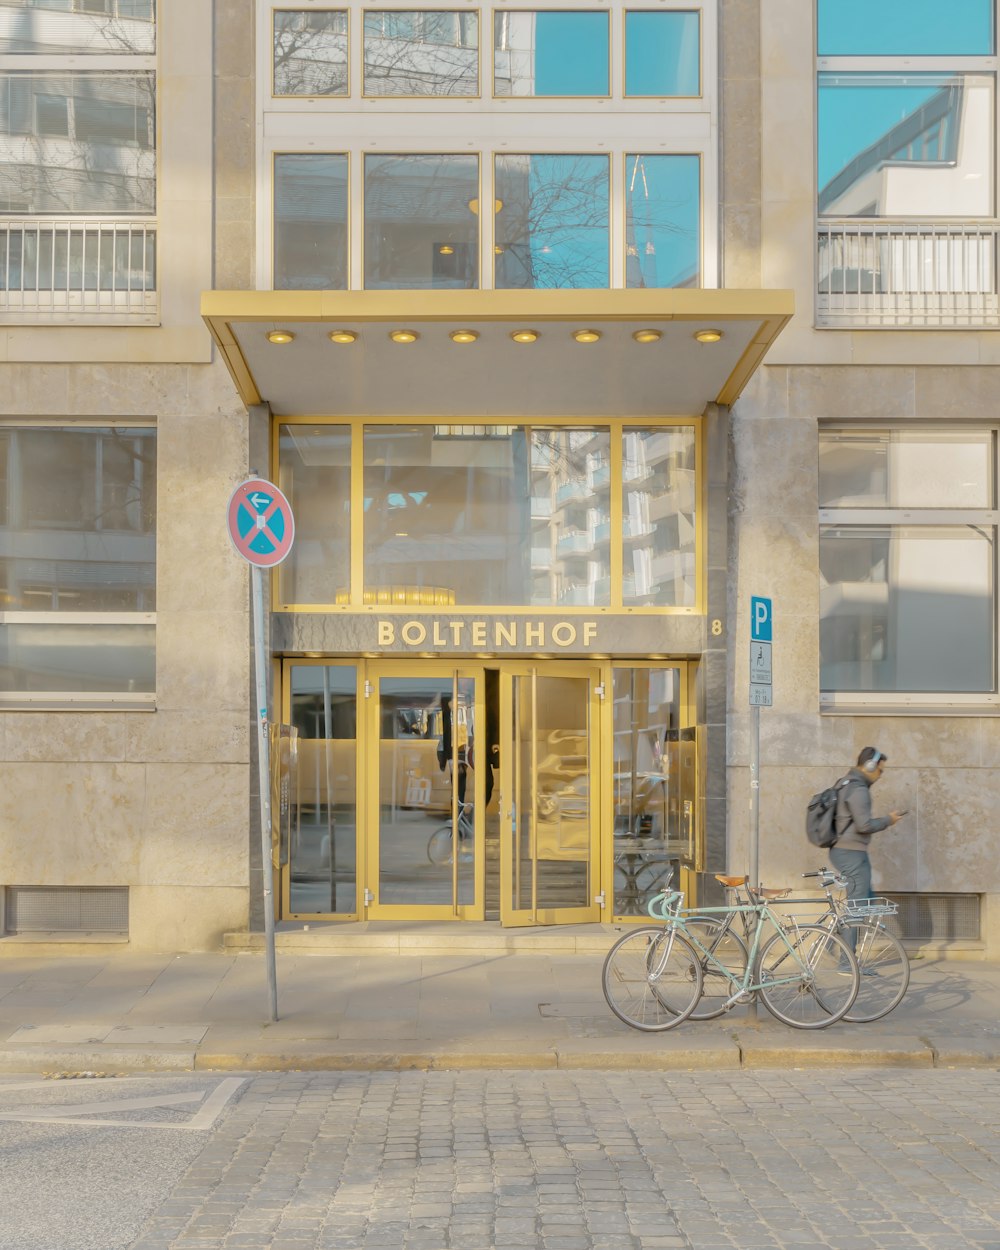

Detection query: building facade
xmin=0 ymin=0 xmax=997 ymax=955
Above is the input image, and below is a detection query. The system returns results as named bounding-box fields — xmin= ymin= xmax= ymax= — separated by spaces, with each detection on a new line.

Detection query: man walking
xmin=831 ymin=746 xmax=905 ymax=906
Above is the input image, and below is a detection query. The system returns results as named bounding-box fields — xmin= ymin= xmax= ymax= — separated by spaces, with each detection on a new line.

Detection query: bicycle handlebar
xmin=803 ymin=869 xmax=850 ymax=888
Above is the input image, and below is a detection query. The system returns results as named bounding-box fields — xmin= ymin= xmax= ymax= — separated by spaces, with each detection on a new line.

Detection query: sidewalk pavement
xmin=1 ymin=940 xmax=999 ymax=1074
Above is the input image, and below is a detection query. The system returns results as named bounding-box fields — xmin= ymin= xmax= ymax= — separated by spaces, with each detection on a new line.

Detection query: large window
xmin=274 ymin=153 xmax=348 ymax=290
xmin=495 ymin=153 xmax=610 ymax=289
xmin=819 ymin=428 xmax=996 ymax=702
xmin=0 ymin=425 xmax=156 ymax=703
xmin=273 ymin=9 xmax=348 ymax=96
xmin=364 ymin=10 xmax=478 ymax=97
xmin=815 ymin=0 xmax=997 ymax=326
xmin=277 ymin=421 xmax=699 ymax=610
xmin=364 ymin=153 xmax=479 ymax=289
xmin=0 ymin=0 xmax=156 ymax=316
xmin=493 ymin=12 xmax=609 ymax=97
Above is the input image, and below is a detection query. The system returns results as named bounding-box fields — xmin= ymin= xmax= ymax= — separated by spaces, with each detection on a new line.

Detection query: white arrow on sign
xmin=248 ymin=492 xmax=270 ymax=510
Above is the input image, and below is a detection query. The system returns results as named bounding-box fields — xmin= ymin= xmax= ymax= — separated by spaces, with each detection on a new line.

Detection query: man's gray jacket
xmin=834 ymin=766 xmax=890 ymax=851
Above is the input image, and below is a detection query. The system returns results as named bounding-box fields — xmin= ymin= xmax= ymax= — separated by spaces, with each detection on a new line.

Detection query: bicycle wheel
xmin=757 ymin=925 xmax=859 ymax=1029
xmin=601 ymin=927 xmax=704 ymax=1032
xmin=426 ymin=825 xmax=453 ymax=865
xmin=843 ymin=922 xmax=910 ymax=1023
xmin=683 ymin=917 xmax=750 ymax=1021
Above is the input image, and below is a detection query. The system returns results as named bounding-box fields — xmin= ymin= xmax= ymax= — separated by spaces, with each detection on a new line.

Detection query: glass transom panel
xmin=817 ymin=0 xmax=994 ymax=56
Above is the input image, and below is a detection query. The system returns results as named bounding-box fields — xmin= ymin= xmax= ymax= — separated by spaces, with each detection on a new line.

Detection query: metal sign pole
xmin=251 ymin=562 xmax=279 ymax=1024
xmin=749 ymin=703 xmax=760 ymax=889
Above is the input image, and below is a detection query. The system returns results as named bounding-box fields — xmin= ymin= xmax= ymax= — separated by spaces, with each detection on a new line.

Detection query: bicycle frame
xmin=648 ymin=892 xmax=835 ymax=1008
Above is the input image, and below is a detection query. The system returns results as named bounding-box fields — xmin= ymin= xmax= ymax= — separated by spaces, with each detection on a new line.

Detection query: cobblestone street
xmin=111 ymin=1069 xmax=1000 ymax=1250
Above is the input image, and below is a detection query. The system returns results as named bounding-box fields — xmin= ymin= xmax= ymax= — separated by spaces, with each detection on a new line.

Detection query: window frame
xmin=272 ymin=414 xmax=704 ymax=615
xmin=818 ymin=423 xmax=1000 ymax=713
xmin=0 ymin=420 xmax=157 ymax=710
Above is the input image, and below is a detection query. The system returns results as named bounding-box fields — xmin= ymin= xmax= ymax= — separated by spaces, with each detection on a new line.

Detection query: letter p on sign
xmin=751 ymin=596 xmax=772 ymax=643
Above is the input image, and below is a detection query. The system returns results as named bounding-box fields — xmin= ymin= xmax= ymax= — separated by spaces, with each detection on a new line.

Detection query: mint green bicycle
xmin=601 ymin=875 xmax=861 ymax=1031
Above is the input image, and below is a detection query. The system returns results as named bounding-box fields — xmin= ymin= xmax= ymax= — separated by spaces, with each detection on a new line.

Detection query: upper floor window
xmin=494 ymin=11 xmax=609 ymax=97
xmin=0 ymin=424 xmax=156 ymax=705
xmin=624 ymin=10 xmax=700 ymax=96
xmin=0 ymin=0 xmax=155 ymax=55
xmin=365 ymin=10 xmax=478 ymax=96
xmin=0 ymin=0 xmax=156 ymax=320
xmin=815 ymin=0 xmax=999 ymax=328
xmin=273 ymin=9 xmax=348 ymax=96
xmin=817 ymin=0 xmax=993 ymax=57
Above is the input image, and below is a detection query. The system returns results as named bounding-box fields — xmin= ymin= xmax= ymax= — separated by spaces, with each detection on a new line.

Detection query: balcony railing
xmin=817 ymin=218 xmax=1000 ymax=329
xmin=0 ymin=219 xmax=157 ymax=324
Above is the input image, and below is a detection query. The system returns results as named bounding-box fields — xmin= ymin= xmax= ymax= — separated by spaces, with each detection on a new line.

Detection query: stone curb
xmin=0 ymin=1048 xmax=197 ymax=1074
xmin=1 ymin=1042 xmax=998 ymax=1074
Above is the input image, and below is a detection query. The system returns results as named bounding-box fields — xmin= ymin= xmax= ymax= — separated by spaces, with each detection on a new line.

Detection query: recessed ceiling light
xmin=266 ymin=329 xmax=294 ymax=344
xmin=328 ymin=330 xmax=357 ymax=344
xmin=390 ymin=329 xmax=419 ymax=344
xmin=633 ymin=329 xmax=662 ymax=344
xmin=510 ymin=329 xmax=539 ymax=344
xmin=572 ymin=329 xmax=601 ymax=344
xmin=450 ymin=329 xmax=479 ymax=343
xmin=694 ymin=328 xmax=723 ymax=343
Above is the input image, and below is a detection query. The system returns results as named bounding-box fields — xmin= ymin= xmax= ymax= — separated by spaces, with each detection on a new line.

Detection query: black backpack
xmin=805 ymin=776 xmax=854 ymax=848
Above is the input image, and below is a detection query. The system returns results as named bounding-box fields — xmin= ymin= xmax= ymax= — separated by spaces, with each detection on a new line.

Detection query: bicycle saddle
xmin=757 ymin=887 xmax=792 ymax=899
xmin=715 ymin=874 xmax=747 ymax=887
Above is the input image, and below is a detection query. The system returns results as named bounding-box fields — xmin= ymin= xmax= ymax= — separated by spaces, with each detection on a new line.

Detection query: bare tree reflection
xmin=363 ymin=11 xmax=478 ymax=97
xmin=273 ymin=10 xmax=348 ymax=97
xmin=495 ymin=155 xmax=609 ymax=289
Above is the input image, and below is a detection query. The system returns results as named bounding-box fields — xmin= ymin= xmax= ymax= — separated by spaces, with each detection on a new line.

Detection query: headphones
xmin=861 ymin=748 xmax=883 ymax=773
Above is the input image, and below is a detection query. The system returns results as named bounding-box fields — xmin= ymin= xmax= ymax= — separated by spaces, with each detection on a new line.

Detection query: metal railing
xmin=0 ymin=219 xmax=157 ymax=324
xmin=817 ymin=218 xmax=1000 ymax=328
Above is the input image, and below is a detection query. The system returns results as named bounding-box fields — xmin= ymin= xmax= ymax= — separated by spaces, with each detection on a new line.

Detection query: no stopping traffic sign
xmin=227 ymin=478 xmax=295 ymax=567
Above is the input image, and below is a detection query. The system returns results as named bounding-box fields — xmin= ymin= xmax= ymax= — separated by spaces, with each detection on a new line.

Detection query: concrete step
xmin=224 ymin=921 xmax=625 ymax=955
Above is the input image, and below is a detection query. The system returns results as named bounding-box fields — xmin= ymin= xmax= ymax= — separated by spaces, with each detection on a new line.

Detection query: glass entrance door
xmin=499 ymin=665 xmax=601 ymax=926
xmin=365 ymin=663 xmax=484 ymax=919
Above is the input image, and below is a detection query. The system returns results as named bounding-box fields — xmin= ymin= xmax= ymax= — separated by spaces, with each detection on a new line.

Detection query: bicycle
xmin=601 ymin=877 xmax=861 ymax=1031
xmin=427 ymin=800 xmax=474 ymax=865
xmin=799 ymin=869 xmax=910 ymax=1023
xmin=681 ymin=871 xmax=909 ymax=1024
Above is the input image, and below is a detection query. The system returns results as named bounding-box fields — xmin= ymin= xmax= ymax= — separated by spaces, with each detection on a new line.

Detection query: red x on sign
xmin=227 ymin=478 xmax=295 ymax=567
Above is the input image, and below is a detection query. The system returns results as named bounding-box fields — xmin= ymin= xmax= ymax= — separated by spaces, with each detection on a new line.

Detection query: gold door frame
xmin=364 ymin=659 xmax=486 ymax=921
xmin=601 ymin=660 xmax=700 ymax=922
xmin=276 ymin=656 xmax=699 ymax=924
xmin=499 ymin=662 xmax=603 ymax=927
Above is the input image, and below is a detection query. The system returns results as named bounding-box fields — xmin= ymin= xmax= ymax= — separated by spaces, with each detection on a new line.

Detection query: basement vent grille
xmin=882 ymin=893 xmax=980 ymax=942
xmin=5 ymin=886 xmax=129 ymax=935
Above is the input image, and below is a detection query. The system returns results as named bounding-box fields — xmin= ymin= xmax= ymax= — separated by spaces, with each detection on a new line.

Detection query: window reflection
xmin=817 ymin=0 xmax=993 ymax=56
xmin=818 ymin=73 xmax=994 ymax=218
xmin=364 ymin=154 xmax=478 ymax=289
xmin=277 ymin=425 xmax=351 ymax=606
xmin=362 ymin=425 xmax=612 ymax=607
xmin=622 ymin=428 xmax=696 ymax=607
xmin=494 ymin=12 xmax=609 ymax=97
xmin=288 ymin=665 xmax=358 ymax=915
xmin=364 ymin=10 xmax=478 ymax=97
xmin=819 ymin=429 xmax=994 ymax=509
xmin=625 ymin=155 xmax=700 ymax=288
xmin=273 ymin=10 xmax=348 ymax=96
xmin=0 ymin=71 xmax=155 ymax=213
xmin=273 ymin=154 xmax=348 ymax=290
xmin=495 ymin=154 xmax=609 ymax=289
xmin=624 ymin=11 xmax=699 ymax=97
xmin=820 ymin=526 xmax=994 ymax=693
xmin=612 ymin=667 xmax=692 ymax=916
xmin=0 ymin=427 xmax=156 ymax=612
xmin=0 ymin=0 xmax=156 ymax=55
xmin=0 ymin=621 xmax=155 ymax=693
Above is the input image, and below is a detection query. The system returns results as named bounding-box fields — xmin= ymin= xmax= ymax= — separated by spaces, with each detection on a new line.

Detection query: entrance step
xmin=223 ymin=921 xmax=624 ymax=956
